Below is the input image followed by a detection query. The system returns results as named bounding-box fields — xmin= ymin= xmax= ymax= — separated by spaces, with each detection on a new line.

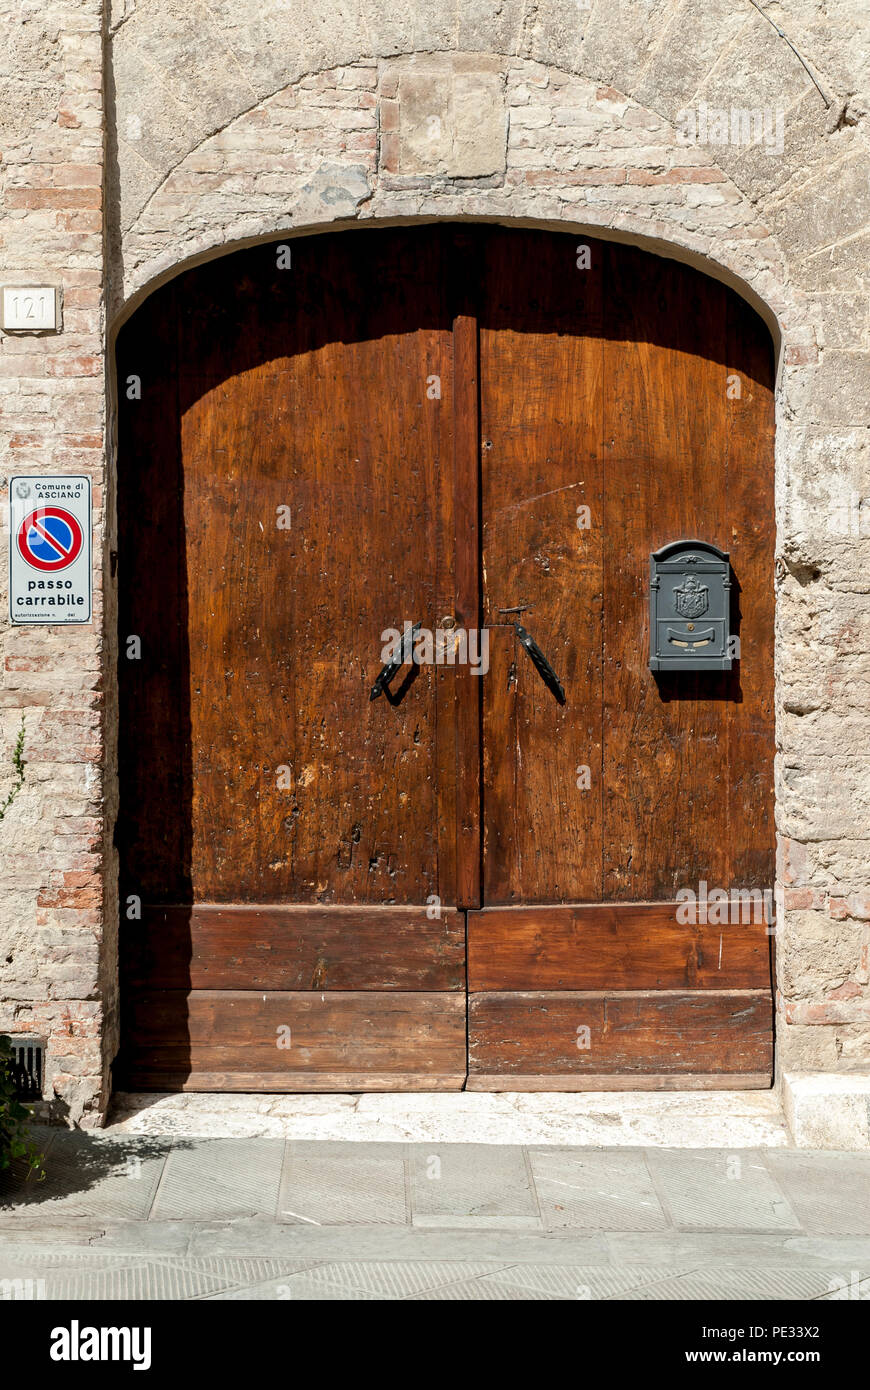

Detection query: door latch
xmin=369 ymin=621 xmax=422 ymax=701
xmin=514 ymin=623 xmax=566 ymax=705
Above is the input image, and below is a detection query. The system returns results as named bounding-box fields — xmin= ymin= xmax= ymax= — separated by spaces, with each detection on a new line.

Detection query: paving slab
xmin=408 ymin=1276 xmax=557 ymax=1300
xmin=0 ymin=1250 xmax=321 ymax=1300
xmin=151 ymin=1139 xmax=285 ymax=1222
xmin=0 ymin=1126 xmax=61 ymax=1193
xmin=528 ymin=1148 xmax=668 ymax=1231
xmin=278 ymin=1259 xmax=509 ymax=1298
xmin=764 ymin=1151 xmax=870 ymax=1235
xmin=816 ymin=1276 xmax=870 ymax=1300
xmin=409 ymin=1143 xmax=540 ymax=1228
xmin=606 ymin=1231 xmax=870 ymax=1268
xmin=1 ymin=1138 xmax=867 ymax=1301
xmin=0 ymin=1251 xmax=137 ymax=1273
xmin=0 ymin=1133 xmax=170 ymax=1223
xmin=26 ymin=1261 xmax=238 ymax=1301
xmin=615 ymin=1267 xmax=854 ymax=1301
xmin=479 ymin=1263 xmax=691 ymax=1299
xmin=0 ymin=1250 xmax=140 ymax=1303
xmin=783 ymin=1235 xmax=870 ymax=1264
xmin=279 ymin=1140 xmax=407 ymax=1225
xmin=209 ymin=1274 xmax=387 ymax=1301
xmin=0 ymin=1223 xmax=194 ymax=1253
xmin=0 ymin=1250 xmax=865 ymax=1301
xmin=187 ymin=1222 xmax=611 ymax=1262
xmin=646 ymin=1149 xmax=801 ymax=1232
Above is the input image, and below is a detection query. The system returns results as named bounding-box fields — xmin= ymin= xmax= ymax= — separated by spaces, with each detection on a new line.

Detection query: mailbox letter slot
xmin=649 ymin=540 xmax=733 ymax=672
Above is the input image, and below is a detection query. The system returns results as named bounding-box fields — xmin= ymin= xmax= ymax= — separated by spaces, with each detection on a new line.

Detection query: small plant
xmin=0 ymin=1036 xmax=45 ymax=1181
xmin=0 ymin=714 xmax=26 ymax=823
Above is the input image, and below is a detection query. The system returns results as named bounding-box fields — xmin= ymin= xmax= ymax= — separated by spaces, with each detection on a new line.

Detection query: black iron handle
xmin=514 ymin=623 xmax=566 ymax=705
xmin=369 ymin=621 xmax=422 ymax=701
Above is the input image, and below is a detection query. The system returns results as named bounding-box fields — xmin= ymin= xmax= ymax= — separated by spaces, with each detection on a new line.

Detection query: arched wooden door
xmin=116 ymin=225 xmax=775 ymax=1092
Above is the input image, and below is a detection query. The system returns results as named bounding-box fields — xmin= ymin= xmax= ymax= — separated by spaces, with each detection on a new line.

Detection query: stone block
xmin=776 ymin=909 xmax=865 ymax=998
xmin=769 ymin=154 xmax=870 ymax=264
xmin=694 ymin=14 xmax=815 ymax=118
xmin=299 ymin=162 xmax=372 ymax=212
xmin=777 ymin=756 xmax=870 ymax=841
xmin=458 ymin=0 xmax=525 ymax=56
xmin=2 ymin=1133 xmax=169 ymax=1220
xmin=385 ymin=61 xmax=507 ymax=179
xmin=783 ymin=1073 xmax=870 ymax=1149
xmin=580 ymin=0 xmax=678 ymax=93
xmin=523 ymin=0 xmax=595 ymax=77
xmin=632 ymin=0 xmax=749 ymax=120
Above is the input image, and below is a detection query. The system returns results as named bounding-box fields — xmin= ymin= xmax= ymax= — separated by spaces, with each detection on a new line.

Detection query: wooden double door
xmin=117 ymin=225 xmax=775 ymax=1092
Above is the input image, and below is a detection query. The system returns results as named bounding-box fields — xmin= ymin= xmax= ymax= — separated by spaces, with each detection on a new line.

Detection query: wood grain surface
xmin=467 ymin=902 xmax=772 ymax=991
xmin=468 ymin=990 xmax=774 ymax=1078
xmin=123 ymin=904 xmax=466 ymax=991
xmin=117 ymin=226 xmax=775 ymax=1090
xmin=119 ymin=990 xmax=467 ymax=1090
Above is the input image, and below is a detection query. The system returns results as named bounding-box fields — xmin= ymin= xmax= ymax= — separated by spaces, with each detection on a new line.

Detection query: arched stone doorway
xmin=115 ymin=222 xmax=775 ymax=1092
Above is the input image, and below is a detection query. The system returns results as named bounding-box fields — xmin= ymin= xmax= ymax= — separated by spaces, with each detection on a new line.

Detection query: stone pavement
xmin=105 ymin=1088 xmax=793 ymax=1147
xmin=1 ymin=1133 xmax=869 ymax=1300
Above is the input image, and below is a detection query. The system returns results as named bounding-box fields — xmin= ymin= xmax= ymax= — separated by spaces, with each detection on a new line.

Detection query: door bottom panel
xmin=467 ymin=990 xmax=774 ymax=1087
xmin=467 ymin=1074 xmax=773 ymax=1092
xmin=126 ymin=1072 xmax=468 ymax=1093
xmin=118 ymin=989 xmax=467 ymax=1092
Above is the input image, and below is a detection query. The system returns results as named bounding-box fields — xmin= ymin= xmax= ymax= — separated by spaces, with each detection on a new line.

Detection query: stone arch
xmin=105 ymin=36 xmax=870 ymax=1097
xmin=113 ymin=53 xmax=808 ymax=370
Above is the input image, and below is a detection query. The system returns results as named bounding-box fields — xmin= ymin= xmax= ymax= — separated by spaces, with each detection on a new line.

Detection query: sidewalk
xmin=2 ymin=1128 xmax=869 ymax=1300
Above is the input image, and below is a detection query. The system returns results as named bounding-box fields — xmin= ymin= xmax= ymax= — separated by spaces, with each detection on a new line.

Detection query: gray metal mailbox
xmin=649 ymin=540 xmax=733 ymax=672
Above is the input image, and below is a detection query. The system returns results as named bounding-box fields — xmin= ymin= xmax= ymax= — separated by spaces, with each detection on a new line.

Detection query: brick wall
xmin=1 ymin=0 xmax=868 ymax=1127
xmin=0 ymin=0 xmax=110 ymax=1124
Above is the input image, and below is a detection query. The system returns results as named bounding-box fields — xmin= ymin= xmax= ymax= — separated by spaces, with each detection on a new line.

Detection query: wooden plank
xmin=467 ymin=903 xmax=771 ymax=991
xmin=601 ymin=242 xmax=734 ymax=899
xmin=120 ymin=990 xmax=467 ymax=1086
xmin=126 ymin=1072 xmax=466 ymax=1093
xmin=725 ymin=291 xmax=776 ymax=889
xmin=468 ymin=990 xmax=773 ymax=1076
xmin=467 ymin=1073 xmax=773 ymax=1092
xmin=137 ymin=228 xmax=461 ymax=906
xmin=451 ymin=292 xmax=482 ymax=908
xmin=123 ymin=904 xmax=466 ymax=991
xmin=479 ymin=228 xmax=605 ymax=905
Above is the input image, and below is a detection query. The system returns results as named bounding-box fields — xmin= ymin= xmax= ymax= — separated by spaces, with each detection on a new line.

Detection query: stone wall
xmin=0 ymin=0 xmax=111 ymax=1124
xmin=1 ymin=0 xmax=868 ymax=1129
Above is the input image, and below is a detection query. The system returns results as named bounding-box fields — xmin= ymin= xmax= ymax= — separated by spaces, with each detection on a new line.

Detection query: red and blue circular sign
xmin=17 ymin=506 xmax=84 ymax=572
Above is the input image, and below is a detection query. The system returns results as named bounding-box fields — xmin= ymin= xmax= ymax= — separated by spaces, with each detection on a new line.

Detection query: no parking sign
xmin=8 ymin=476 xmax=91 ymax=624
